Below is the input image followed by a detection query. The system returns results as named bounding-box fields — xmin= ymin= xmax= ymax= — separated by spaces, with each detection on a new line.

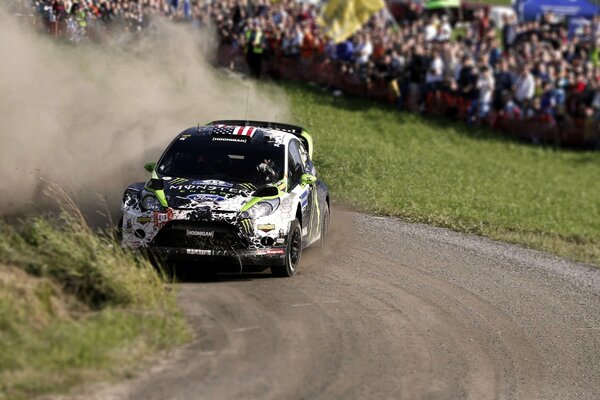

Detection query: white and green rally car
xmin=120 ymin=120 xmax=329 ymax=277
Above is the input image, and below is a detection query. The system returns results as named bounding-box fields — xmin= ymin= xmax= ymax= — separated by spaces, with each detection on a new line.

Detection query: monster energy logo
xmin=240 ymin=219 xmax=253 ymax=235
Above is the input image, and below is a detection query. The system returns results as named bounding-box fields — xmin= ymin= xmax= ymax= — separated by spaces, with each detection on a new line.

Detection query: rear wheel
xmin=271 ymin=218 xmax=302 ymax=277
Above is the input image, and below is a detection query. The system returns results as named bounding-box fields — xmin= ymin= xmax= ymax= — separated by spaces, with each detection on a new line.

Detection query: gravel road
xmin=77 ymin=211 xmax=600 ymax=400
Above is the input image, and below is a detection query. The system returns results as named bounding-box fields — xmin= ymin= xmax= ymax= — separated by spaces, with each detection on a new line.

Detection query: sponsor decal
xmin=276 ymin=238 xmax=285 ymax=244
xmin=186 ymin=230 xmax=214 ymax=237
xmin=240 ymin=219 xmax=253 ymax=235
xmin=153 ymin=208 xmax=173 ymax=228
xmin=257 ymin=224 xmax=276 ymax=232
xmin=302 ymin=227 xmax=308 ymax=236
xmin=237 ymin=183 xmax=256 ymax=191
xmin=213 ymin=125 xmax=258 ymax=137
xmin=265 ymin=248 xmax=285 ymax=255
xmin=170 ymin=178 xmax=187 ymax=185
xmin=186 ymin=249 xmax=212 ymax=255
xmin=192 ymin=207 xmax=211 ymax=219
xmin=212 ymin=136 xmax=249 ymax=143
xmin=300 ymin=190 xmax=309 ymax=210
xmin=187 ymin=194 xmax=225 ymax=202
xmin=192 ymin=180 xmax=233 ymax=187
xmin=137 ymin=216 xmax=152 ymax=224
xmin=255 ymin=248 xmax=286 ymax=255
xmin=126 ymin=219 xmax=132 ymax=229
xmin=169 ymin=184 xmax=243 ymax=194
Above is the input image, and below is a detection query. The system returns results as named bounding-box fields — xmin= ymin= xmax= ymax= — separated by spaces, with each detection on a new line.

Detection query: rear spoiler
xmin=208 ymin=120 xmax=313 ymax=157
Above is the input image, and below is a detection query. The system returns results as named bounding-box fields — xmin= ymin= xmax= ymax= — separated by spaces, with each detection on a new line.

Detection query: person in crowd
xmin=458 ymin=55 xmax=478 ymax=101
xmin=469 ymin=65 xmax=495 ymax=125
xmin=355 ymin=33 xmax=373 ymax=67
xmin=336 ymin=38 xmax=354 ymax=63
xmin=299 ymin=23 xmax=315 ymax=79
xmin=425 ymin=49 xmax=444 ymax=93
xmin=424 ymin=15 xmax=438 ymax=42
xmin=502 ymin=14 xmax=517 ymax=51
xmin=437 ymin=15 xmax=452 ymax=42
xmin=493 ymin=59 xmax=513 ymax=109
xmin=244 ymin=19 xmax=265 ymax=77
xmin=405 ymin=44 xmax=428 ymax=111
xmin=514 ymin=65 xmax=535 ymax=105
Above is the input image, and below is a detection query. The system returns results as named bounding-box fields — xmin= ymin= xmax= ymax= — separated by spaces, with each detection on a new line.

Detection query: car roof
xmin=177 ymin=123 xmax=299 ymax=144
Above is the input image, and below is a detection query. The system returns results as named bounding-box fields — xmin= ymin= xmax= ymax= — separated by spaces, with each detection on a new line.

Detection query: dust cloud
xmin=0 ymin=10 xmax=289 ymax=221
xmin=300 ymin=208 xmax=356 ymax=274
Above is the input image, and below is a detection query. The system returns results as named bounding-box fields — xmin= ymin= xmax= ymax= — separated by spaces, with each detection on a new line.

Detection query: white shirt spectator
xmin=477 ymin=73 xmax=495 ymax=104
xmin=438 ymin=21 xmax=452 ymax=41
xmin=290 ymin=28 xmax=303 ymax=55
xmin=426 ymin=56 xmax=444 ymax=83
xmin=515 ymin=71 xmax=535 ymax=102
xmin=356 ymin=39 xmax=373 ymax=65
xmin=425 ymin=22 xmax=437 ymax=42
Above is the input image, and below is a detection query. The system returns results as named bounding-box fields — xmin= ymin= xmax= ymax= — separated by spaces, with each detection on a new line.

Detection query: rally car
xmin=120 ymin=120 xmax=329 ymax=277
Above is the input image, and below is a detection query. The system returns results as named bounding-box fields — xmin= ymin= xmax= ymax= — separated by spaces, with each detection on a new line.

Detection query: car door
xmin=287 ymin=139 xmax=314 ymax=242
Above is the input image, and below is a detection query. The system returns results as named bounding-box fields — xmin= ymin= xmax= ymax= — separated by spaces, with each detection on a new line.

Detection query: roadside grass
xmin=0 ymin=204 xmax=189 ymax=400
xmin=284 ymin=83 xmax=600 ymax=266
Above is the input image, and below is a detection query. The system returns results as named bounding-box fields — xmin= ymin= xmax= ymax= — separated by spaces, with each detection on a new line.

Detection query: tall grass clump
xmin=0 ymin=199 xmax=189 ymax=400
xmin=0 ymin=212 xmax=164 ymax=308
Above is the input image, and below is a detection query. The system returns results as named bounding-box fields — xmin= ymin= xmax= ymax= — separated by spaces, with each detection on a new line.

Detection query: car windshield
xmin=157 ymin=135 xmax=285 ymax=185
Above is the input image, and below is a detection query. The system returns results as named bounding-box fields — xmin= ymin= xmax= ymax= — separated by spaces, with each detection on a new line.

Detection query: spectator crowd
xmin=21 ymin=0 xmax=600 ymax=147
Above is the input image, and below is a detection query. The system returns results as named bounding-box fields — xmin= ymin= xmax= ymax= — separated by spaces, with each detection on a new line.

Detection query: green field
xmin=0 ymin=204 xmax=189 ymax=400
xmin=285 ymin=83 xmax=600 ymax=266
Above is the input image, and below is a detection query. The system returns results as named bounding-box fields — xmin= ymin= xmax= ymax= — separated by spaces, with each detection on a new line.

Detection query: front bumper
xmin=149 ymin=245 xmax=287 ymax=266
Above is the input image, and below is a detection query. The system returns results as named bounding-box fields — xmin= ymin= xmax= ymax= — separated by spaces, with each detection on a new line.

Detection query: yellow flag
xmin=317 ymin=0 xmax=385 ymax=43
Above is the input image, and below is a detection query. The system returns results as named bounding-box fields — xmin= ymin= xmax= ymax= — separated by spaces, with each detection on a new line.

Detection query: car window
xmin=297 ymin=141 xmax=316 ymax=175
xmin=157 ymin=135 xmax=284 ymax=185
xmin=288 ymin=140 xmax=304 ymax=189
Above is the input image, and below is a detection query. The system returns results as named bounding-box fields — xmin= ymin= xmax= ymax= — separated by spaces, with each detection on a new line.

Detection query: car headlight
xmin=241 ymin=198 xmax=280 ymax=219
xmin=141 ymin=195 xmax=161 ymax=211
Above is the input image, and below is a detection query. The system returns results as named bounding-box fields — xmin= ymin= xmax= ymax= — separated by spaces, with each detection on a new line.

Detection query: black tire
xmin=271 ymin=218 xmax=302 ymax=277
xmin=318 ymin=201 xmax=330 ymax=250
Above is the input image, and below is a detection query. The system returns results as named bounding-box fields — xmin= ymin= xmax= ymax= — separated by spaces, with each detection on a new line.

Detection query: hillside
xmin=285 ymin=83 xmax=600 ymax=266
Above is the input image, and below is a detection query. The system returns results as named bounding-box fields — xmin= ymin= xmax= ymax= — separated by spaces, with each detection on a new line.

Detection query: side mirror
xmin=301 ymin=173 xmax=317 ymax=186
xmin=144 ymin=162 xmax=156 ymax=173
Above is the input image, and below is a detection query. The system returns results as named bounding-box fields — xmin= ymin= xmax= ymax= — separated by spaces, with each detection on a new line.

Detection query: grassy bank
xmin=0 ymin=209 xmax=189 ymax=400
xmin=285 ymin=83 xmax=600 ymax=265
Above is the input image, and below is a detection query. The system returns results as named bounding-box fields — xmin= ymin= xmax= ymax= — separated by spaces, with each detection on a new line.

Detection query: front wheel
xmin=271 ymin=218 xmax=302 ymax=277
xmin=318 ymin=202 xmax=330 ymax=250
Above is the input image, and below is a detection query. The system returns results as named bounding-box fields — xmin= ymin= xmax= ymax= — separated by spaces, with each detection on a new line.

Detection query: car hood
xmin=162 ymin=178 xmax=255 ymax=212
